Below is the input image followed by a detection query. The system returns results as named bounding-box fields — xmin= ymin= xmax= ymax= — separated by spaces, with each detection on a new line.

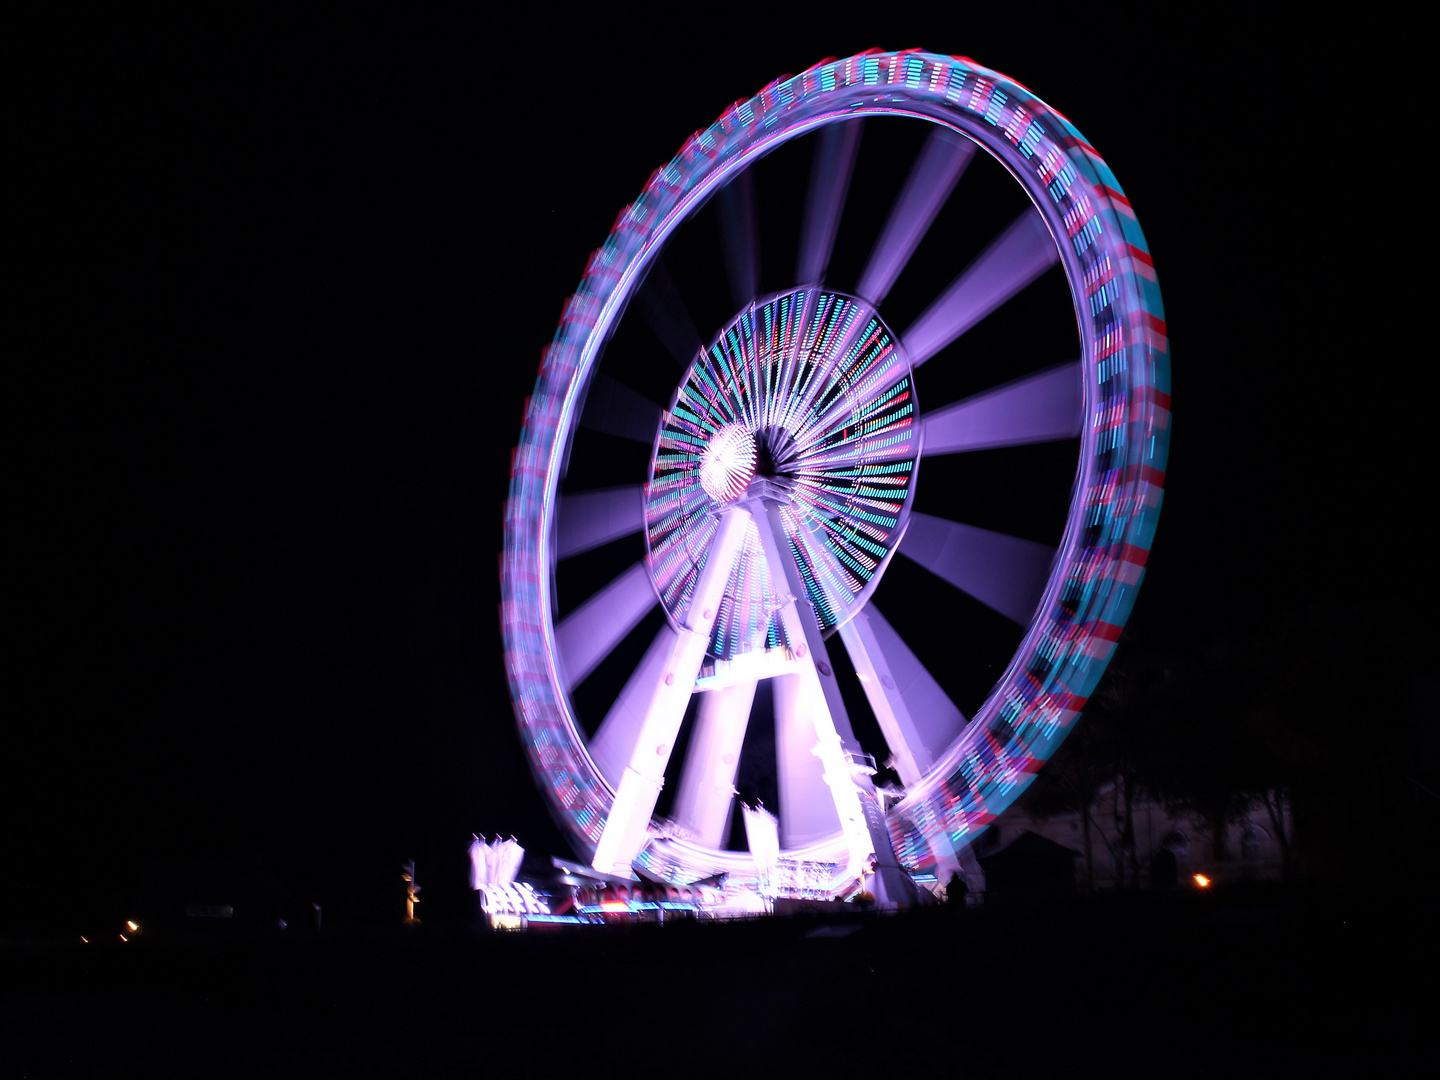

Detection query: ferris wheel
xmin=501 ymin=50 xmax=1169 ymax=903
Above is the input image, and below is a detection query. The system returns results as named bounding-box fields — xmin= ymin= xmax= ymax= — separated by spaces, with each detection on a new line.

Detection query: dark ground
xmin=3 ymin=882 xmax=1433 ymax=1078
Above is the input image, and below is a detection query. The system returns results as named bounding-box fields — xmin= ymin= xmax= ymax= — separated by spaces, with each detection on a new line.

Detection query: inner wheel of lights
xmin=647 ymin=289 xmax=917 ymax=661
xmin=501 ymin=51 xmax=1170 ymax=898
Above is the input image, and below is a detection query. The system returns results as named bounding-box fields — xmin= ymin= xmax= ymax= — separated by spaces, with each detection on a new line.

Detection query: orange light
xmin=1193 ymin=873 xmax=1211 ymax=888
xmin=118 ymin=934 xmax=128 ymax=942
xmin=126 ymin=920 xmax=139 ymax=932
xmin=80 ymin=936 xmax=88 ymax=944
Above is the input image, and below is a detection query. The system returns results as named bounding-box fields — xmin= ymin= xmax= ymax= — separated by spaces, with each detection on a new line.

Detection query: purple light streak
xmin=902 ymin=206 xmax=1060 ymax=366
xmin=898 ymin=511 xmax=1056 ymax=627
xmin=717 ymin=169 xmax=759 ymax=311
xmin=635 ymin=257 xmax=703 ymax=367
xmin=556 ymin=485 xmax=646 ymax=559
xmin=796 ymin=119 xmax=863 ymax=285
xmin=856 ymin=126 xmax=976 ymax=307
xmin=589 ymin=624 xmax=679 ymax=788
xmin=860 ymin=602 xmax=968 ymax=750
xmin=554 ymin=560 xmax=657 ymax=690
xmin=579 ymin=373 xmax=663 ymax=444
xmin=922 ymin=361 xmax=1083 ymax=455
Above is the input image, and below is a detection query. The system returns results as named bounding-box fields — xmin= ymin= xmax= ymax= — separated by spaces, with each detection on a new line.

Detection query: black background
xmin=11 ymin=8 xmax=1421 ymax=923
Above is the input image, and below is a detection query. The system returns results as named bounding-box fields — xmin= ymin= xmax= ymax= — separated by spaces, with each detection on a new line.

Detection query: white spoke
xmin=857 ymin=126 xmax=976 ymax=307
xmin=717 ymin=170 xmax=759 ymax=310
xmin=556 ymin=485 xmax=645 ymax=559
xmin=591 ymin=506 xmax=751 ymax=876
xmin=580 ymin=373 xmax=662 ymax=443
xmin=838 ymin=603 xmax=967 ymax=789
xmin=902 ymin=206 xmax=1060 ymax=367
xmin=922 ymin=361 xmax=1083 ymax=455
xmin=671 ymin=679 xmax=757 ymax=848
xmin=555 ymin=561 xmax=657 ymax=690
xmin=796 ymin=119 xmax=863 ymax=285
xmin=898 ymin=511 xmax=1056 ymax=626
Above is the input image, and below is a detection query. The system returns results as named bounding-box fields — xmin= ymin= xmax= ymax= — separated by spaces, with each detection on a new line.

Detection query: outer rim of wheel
xmin=502 ymin=50 xmax=1170 ymax=884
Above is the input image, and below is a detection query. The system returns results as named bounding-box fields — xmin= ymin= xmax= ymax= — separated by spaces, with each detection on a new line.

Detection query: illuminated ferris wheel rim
xmin=503 ymin=50 xmax=1170 ymax=889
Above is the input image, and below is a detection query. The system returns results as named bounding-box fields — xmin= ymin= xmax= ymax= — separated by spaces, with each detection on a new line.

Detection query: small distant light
xmin=80 ymin=936 xmax=88 ymax=944
xmin=119 ymin=934 xmax=128 ymax=942
xmin=126 ymin=920 xmax=139 ymax=931
xmin=1193 ymin=873 xmax=1211 ymax=888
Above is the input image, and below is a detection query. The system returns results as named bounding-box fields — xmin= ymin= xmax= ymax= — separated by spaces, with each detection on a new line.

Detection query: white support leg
xmin=838 ymin=613 xmax=932 ymax=788
xmin=589 ymin=624 xmax=680 ymax=789
xmin=746 ymin=487 xmax=916 ymax=906
xmin=591 ymin=506 xmax=752 ymax=877
xmin=671 ymin=679 xmax=756 ymax=849
xmin=774 ymin=672 xmax=844 ymax=847
xmin=838 ymin=606 xmax=967 ymax=788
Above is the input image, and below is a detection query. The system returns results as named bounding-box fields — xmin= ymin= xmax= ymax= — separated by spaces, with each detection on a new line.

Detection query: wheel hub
xmin=697 ymin=423 xmax=757 ymax=502
xmin=645 ymin=287 xmax=921 ymax=660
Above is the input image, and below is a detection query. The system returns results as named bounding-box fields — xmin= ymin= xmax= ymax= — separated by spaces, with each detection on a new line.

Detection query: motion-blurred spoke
xmin=898 ymin=511 xmax=1056 ymax=626
xmin=718 ymin=169 xmax=760 ymax=311
xmin=635 ymin=257 xmax=703 ymax=367
xmin=589 ymin=624 xmax=680 ymax=789
xmin=857 ymin=127 xmax=976 ymax=307
xmin=556 ymin=485 xmax=646 ymax=559
xmin=579 ymin=373 xmax=662 ymax=443
xmin=838 ymin=604 xmax=967 ymax=788
xmin=922 ymin=361 xmax=1083 ymax=455
xmin=555 ymin=561 xmax=657 ymax=690
xmin=902 ymin=206 xmax=1060 ymax=366
xmin=796 ymin=119 xmax=864 ymax=286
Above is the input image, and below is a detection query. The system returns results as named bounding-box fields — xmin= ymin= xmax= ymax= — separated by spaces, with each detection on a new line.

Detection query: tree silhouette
xmin=1141 ymin=641 xmax=1280 ymax=866
xmin=1015 ymin=600 xmax=1439 ymax=891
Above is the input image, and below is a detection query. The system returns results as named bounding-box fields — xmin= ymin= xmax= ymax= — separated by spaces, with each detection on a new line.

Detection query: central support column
xmin=671 ymin=679 xmax=756 ymax=848
xmin=591 ymin=505 xmax=751 ymax=877
xmin=743 ymin=482 xmax=916 ymax=906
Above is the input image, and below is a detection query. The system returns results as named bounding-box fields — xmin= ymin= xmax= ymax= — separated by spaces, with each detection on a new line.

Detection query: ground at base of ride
xmin=3 ymin=881 xmax=1431 ymax=1078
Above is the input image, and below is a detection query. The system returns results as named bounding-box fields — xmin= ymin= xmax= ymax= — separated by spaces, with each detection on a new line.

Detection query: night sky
xmin=13 ymin=11 xmax=1417 ymax=921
